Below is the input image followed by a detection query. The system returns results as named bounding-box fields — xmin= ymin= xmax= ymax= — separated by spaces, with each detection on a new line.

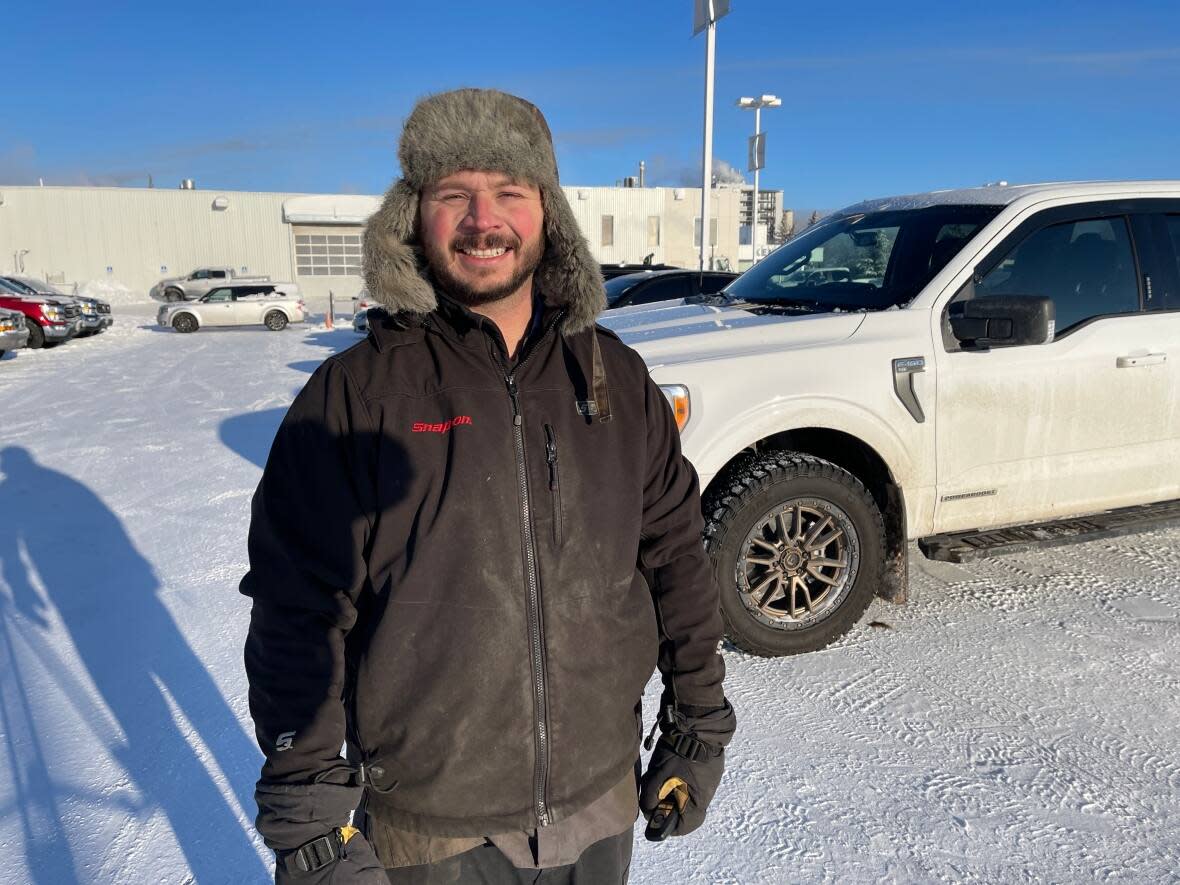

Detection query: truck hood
xmin=598 ymin=299 xmax=865 ymax=367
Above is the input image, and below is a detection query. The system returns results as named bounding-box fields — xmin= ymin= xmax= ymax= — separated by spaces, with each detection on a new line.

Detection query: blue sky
xmin=5 ymin=0 xmax=1180 ymax=209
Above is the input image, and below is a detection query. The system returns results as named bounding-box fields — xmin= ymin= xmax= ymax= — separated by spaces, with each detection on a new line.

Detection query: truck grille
xmin=98 ymin=303 xmax=111 ymax=315
xmin=63 ymin=304 xmax=80 ymax=319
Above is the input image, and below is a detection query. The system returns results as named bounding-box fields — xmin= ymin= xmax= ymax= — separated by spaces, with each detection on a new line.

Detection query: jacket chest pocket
xmin=543 ymin=424 xmax=563 ymax=548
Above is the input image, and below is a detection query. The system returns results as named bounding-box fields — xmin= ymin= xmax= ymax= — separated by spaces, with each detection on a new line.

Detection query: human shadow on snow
xmin=0 ymin=447 xmax=269 ymax=884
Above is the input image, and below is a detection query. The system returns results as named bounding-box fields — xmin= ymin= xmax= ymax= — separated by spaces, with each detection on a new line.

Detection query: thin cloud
xmin=554 ymin=126 xmax=660 ymax=147
xmin=721 ymin=45 xmax=1180 ymax=73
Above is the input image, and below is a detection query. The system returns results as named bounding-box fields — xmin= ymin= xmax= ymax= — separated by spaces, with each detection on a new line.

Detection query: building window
xmin=601 ymin=215 xmax=614 ymax=247
xmin=295 ymin=233 xmax=363 ymax=276
xmin=693 ymin=217 xmax=718 ymax=247
xmin=647 ymin=215 xmax=661 ymax=248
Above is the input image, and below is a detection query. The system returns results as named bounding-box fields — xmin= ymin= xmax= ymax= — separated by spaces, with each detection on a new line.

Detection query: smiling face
xmin=419 ymin=170 xmax=546 ymax=308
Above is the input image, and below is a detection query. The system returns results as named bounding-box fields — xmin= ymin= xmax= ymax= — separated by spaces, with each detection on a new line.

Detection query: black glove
xmin=639 ymin=700 xmax=735 ymax=837
xmin=256 ymin=778 xmax=386 ymax=884
xmin=275 ymin=827 xmax=386 ymax=884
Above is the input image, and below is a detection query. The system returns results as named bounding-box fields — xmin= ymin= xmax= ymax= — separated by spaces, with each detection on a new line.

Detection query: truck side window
xmin=192 ymin=270 xmax=208 ymax=279
xmin=977 ymin=217 xmax=1139 ymax=333
xmin=211 ymin=270 xmax=227 ymax=279
xmin=630 ymin=275 xmax=691 ymax=305
xmin=1160 ymin=216 xmax=1180 ymax=312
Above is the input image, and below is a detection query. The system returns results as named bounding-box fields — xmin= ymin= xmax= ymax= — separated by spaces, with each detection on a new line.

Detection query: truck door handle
xmin=1116 ymin=353 xmax=1166 ymax=368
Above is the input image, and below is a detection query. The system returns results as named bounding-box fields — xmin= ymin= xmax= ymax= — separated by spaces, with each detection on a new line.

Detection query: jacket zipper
xmin=544 ymin=424 xmax=562 ymax=547
xmin=494 ymin=310 xmax=563 ymax=827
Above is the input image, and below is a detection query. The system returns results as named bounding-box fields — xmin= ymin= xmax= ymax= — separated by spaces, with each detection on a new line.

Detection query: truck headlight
xmin=659 ymin=384 xmax=691 ymax=432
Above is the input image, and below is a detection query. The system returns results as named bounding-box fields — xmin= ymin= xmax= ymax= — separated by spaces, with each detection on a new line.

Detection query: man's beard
xmin=425 ymin=232 xmax=545 ymax=308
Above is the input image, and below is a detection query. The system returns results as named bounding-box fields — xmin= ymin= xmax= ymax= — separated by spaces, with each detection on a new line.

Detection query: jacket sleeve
xmin=637 ymin=374 xmax=728 ymax=712
xmin=239 ymin=358 xmax=378 ymax=851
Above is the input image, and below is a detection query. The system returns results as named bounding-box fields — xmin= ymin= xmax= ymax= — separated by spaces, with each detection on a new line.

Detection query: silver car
xmin=158 ymin=284 xmax=306 ymax=333
xmin=0 ymin=307 xmax=29 ymax=358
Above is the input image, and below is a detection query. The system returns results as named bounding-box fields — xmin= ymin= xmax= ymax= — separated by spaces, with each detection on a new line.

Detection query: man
xmin=241 ymin=88 xmax=735 ymax=884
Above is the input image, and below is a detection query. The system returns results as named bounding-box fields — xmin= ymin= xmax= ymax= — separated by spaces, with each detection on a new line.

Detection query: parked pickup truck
xmin=157 ymin=283 xmax=306 ymax=332
xmin=150 ymin=266 xmax=273 ymax=302
xmin=0 ymin=279 xmax=82 ymax=348
xmin=0 ymin=275 xmax=112 ymax=336
xmin=601 ymin=180 xmax=1180 ymax=656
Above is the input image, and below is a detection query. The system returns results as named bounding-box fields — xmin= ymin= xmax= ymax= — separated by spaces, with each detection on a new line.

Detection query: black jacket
xmin=241 ymin=298 xmax=727 ymax=842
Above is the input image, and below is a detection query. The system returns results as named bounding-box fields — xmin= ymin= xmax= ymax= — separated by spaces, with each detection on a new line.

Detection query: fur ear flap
xmin=536 ymin=186 xmax=606 ymax=334
xmin=363 ymin=179 xmax=437 ymax=315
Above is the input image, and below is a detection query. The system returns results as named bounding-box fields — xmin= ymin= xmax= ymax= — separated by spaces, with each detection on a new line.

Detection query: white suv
xmin=602 ymin=181 xmax=1180 ymax=656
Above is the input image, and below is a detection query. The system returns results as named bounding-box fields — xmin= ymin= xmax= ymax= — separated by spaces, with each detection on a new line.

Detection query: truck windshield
xmin=725 ymin=205 xmax=1002 ymax=312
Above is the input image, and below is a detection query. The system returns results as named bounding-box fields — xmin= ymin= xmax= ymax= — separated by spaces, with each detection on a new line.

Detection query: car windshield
xmin=1 ymin=277 xmax=40 ymax=295
xmin=20 ymin=278 xmax=65 ymax=295
xmin=724 ymin=205 xmax=1003 ymax=312
xmin=604 ymin=274 xmax=651 ymax=306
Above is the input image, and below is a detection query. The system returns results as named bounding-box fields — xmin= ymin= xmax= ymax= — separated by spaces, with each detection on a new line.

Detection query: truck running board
xmin=918 ymin=498 xmax=1180 ymax=563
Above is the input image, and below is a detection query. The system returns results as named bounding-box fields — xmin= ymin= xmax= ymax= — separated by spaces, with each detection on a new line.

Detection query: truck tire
xmin=264 ymin=310 xmax=288 ymax=331
xmin=172 ymin=313 xmax=198 ymax=334
xmin=165 ymin=287 xmax=185 ymax=303
xmin=703 ymin=452 xmax=885 ymax=656
xmin=26 ymin=323 xmax=46 ymax=349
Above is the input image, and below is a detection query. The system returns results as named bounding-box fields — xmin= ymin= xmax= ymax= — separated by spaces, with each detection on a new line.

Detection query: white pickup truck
xmin=150 ymin=266 xmax=273 ymax=302
xmin=602 ymin=181 xmax=1180 ymax=656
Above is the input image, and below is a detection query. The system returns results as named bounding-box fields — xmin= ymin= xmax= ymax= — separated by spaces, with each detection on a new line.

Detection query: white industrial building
xmin=0 ymin=182 xmax=782 ymax=306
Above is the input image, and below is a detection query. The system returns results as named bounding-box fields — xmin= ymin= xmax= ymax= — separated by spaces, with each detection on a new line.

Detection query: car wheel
xmin=165 ymin=287 xmax=184 ymax=303
xmin=264 ymin=310 xmax=288 ymax=331
xmin=26 ymin=323 xmax=46 ymax=349
xmin=172 ymin=313 xmax=198 ymax=334
xmin=703 ymin=452 xmax=885 ymax=657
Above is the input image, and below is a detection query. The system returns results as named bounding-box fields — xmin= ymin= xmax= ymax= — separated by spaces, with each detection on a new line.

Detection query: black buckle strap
xmin=292 ymin=831 xmax=340 ymax=873
xmin=665 ymin=732 xmax=714 ymax=763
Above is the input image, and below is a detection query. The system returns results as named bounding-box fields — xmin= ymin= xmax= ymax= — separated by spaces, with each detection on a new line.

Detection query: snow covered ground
xmin=1 ymin=302 xmax=1178 ymax=884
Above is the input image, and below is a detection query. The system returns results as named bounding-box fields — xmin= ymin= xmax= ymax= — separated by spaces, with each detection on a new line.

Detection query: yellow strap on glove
xmin=339 ymin=825 xmax=361 ymax=845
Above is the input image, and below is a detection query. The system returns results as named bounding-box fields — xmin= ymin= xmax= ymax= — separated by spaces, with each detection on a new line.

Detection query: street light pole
xmin=694 ymin=0 xmax=731 ymax=270
xmin=699 ymin=10 xmax=716 ymax=271
xmin=752 ymin=104 xmax=760 ymax=257
xmin=737 ymin=94 xmax=781 ymax=261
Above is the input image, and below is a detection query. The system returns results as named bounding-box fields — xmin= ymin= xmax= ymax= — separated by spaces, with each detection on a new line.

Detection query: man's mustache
xmin=451 ymin=234 xmax=520 ymax=252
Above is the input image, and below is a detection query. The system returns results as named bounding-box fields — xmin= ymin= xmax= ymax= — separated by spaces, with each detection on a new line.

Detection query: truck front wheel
xmin=26 ymin=323 xmax=46 ymax=349
xmin=703 ymin=452 xmax=885 ymax=656
xmin=165 ymin=287 xmax=184 ymax=302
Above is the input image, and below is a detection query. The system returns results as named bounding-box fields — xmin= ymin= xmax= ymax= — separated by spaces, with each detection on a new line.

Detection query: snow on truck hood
xmin=598 ymin=299 xmax=864 ymax=367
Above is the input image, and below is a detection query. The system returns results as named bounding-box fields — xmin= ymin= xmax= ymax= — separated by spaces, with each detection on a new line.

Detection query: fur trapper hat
xmin=362 ymin=88 xmax=605 ymax=333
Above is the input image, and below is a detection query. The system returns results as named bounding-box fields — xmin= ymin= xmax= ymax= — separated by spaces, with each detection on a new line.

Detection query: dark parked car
xmin=600 ymin=262 xmax=681 ymax=281
xmin=604 ymin=269 xmax=739 ymax=308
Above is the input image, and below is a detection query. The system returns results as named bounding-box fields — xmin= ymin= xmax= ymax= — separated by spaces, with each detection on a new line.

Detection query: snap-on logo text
xmin=412 ymin=416 xmax=474 ymax=434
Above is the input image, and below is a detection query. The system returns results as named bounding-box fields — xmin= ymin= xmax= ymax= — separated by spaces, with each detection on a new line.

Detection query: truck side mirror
xmin=948 ymin=295 xmax=1055 ymax=349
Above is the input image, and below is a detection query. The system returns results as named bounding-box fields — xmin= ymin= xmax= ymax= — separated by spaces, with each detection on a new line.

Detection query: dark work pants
xmin=384 ymin=829 xmax=632 ymax=884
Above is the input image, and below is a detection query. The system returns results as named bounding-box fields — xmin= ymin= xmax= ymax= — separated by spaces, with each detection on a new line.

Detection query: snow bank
xmin=74 ymin=278 xmax=151 ymax=307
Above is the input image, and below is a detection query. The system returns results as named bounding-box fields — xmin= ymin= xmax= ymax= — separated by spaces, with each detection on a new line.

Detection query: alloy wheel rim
xmin=735 ymin=497 xmax=860 ymax=630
